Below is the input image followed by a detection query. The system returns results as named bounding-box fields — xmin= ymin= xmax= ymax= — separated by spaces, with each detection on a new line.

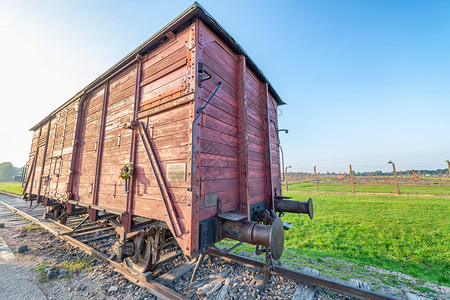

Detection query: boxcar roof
xmin=30 ymin=2 xmax=285 ymax=131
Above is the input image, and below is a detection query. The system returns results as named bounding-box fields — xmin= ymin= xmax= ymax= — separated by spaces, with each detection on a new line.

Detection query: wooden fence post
xmin=349 ymin=164 xmax=355 ymax=194
xmin=314 ymin=166 xmax=318 ymax=192
xmin=389 ymin=160 xmax=400 ymax=194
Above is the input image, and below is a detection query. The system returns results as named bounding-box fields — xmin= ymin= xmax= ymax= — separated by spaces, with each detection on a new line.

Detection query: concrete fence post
xmin=314 ymin=166 xmax=318 ymax=192
xmin=389 ymin=160 xmax=400 ymax=194
xmin=349 ymin=164 xmax=355 ymax=194
xmin=285 ymin=167 xmax=288 ymax=191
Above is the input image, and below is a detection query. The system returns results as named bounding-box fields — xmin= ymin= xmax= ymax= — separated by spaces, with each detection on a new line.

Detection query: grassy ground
xmin=0 ymin=182 xmax=23 ymax=195
xmin=422 ymin=177 xmax=450 ymax=181
xmin=288 ymin=180 xmax=450 ymax=195
xmin=279 ymin=192 xmax=449 ymax=286
xmin=218 ymin=192 xmax=449 ymax=288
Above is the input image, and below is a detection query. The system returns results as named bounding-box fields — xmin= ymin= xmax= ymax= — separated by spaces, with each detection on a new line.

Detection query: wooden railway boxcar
xmin=22 ymin=3 xmax=312 ymax=274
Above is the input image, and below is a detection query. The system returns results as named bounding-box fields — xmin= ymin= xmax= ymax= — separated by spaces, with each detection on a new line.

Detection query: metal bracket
xmin=217 ymin=198 xmax=222 ymax=215
xmin=199 ymin=217 xmax=217 ymax=253
xmin=250 ymin=201 xmax=267 ymax=222
xmin=197 ymin=62 xmax=212 ymax=88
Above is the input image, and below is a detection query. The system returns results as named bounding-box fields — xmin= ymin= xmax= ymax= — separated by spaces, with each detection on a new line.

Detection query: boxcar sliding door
xmin=96 ymin=66 xmax=137 ymax=213
xmin=72 ymin=87 xmax=105 ymax=206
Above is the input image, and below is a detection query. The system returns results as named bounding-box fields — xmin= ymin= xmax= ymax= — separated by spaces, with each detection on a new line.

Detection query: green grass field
xmin=0 ymin=182 xmax=23 ymax=195
xmin=281 ymin=192 xmax=449 ymax=285
xmin=288 ymin=180 xmax=450 ymax=196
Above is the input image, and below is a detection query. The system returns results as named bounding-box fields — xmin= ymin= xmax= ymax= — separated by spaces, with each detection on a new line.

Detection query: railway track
xmin=0 ymin=192 xmax=188 ymax=300
xmin=0 ymin=191 xmax=400 ymax=300
xmin=206 ymin=248 xmax=398 ymax=300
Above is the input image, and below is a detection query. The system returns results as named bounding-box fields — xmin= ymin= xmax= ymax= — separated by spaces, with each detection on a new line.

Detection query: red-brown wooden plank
xmin=237 ymin=55 xmax=250 ymax=219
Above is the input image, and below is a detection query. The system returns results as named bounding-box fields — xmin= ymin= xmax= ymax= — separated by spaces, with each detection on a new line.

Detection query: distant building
xmin=12 ymin=173 xmax=22 ymax=182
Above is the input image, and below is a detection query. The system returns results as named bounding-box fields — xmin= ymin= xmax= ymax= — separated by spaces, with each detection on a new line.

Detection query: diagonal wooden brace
xmin=137 ymin=121 xmax=182 ymax=237
xmin=22 ymin=156 xmax=35 ymax=197
xmin=24 ymin=156 xmax=37 ymax=201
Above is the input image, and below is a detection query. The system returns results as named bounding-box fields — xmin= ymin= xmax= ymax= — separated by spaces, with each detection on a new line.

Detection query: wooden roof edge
xmin=193 ymin=2 xmax=286 ymax=106
xmin=30 ymin=2 xmax=285 ymax=131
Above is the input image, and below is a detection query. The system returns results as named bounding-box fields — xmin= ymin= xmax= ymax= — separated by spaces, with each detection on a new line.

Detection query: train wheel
xmin=124 ymin=234 xmax=154 ymax=273
xmin=46 ymin=205 xmax=68 ymax=225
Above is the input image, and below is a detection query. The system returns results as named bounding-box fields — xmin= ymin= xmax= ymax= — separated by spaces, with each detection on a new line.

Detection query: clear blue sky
xmin=0 ymin=0 xmax=448 ymax=173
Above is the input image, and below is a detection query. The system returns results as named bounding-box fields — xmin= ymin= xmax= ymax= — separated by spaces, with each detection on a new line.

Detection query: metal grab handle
xmin=270 ymin=120 xmax=286 ymax=183
xmin=21 ymin=162 xmax=29 ymax=188
xmin=188 ymin=81 xmax=223 ymax=191
xmin=51 ymin=155 xmax=62 ymax=177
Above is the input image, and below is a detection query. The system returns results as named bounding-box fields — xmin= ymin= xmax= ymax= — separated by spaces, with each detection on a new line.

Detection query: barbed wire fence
xmin=282 ymin=160 xmax=450 ymax=195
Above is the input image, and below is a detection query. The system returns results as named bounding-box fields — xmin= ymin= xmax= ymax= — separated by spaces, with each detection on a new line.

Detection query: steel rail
xmin=206 ymin=248 xmax=400 ymax=300
xmin=0 ymin=195 xmax=188 ymax=300
xmin=0 ymin=191 xmax=23 ymax=198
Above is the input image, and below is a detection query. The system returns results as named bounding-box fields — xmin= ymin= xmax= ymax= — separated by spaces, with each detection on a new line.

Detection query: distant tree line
xmin=0 ymin=162 xmax=21 ymax=182
xmin=354 ymin=169 xmax=448 ymax=177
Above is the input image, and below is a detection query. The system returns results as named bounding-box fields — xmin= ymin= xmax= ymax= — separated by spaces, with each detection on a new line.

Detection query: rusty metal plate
xmin=166 ymin=163 xmax=186 ymax=182
xmin=218 ymin=212 xmax=246 ymax=221
xmin=204 ymin=194 xmax=217 ymax=207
